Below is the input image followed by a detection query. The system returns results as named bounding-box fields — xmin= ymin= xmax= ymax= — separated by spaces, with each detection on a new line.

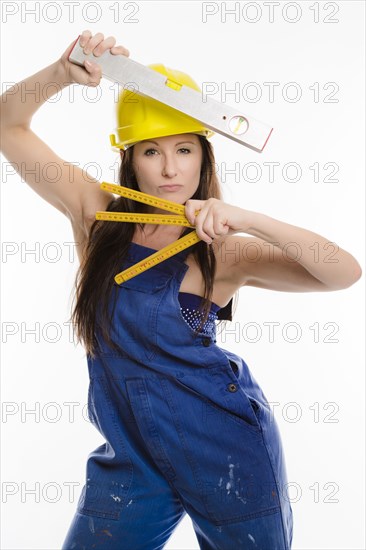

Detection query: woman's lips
xmin=159 ymin=185 xmax=183 ymax=192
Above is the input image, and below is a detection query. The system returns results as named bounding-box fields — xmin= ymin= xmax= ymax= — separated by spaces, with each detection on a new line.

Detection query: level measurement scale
xmin=68 ymin=37 xmax=273 ymax=152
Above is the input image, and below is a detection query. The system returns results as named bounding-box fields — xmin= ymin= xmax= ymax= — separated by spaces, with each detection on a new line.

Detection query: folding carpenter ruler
xmin=68 ymin=36 xmax=273 ymax=152
xmin=97 ymin=183 xmax=202 ymax=284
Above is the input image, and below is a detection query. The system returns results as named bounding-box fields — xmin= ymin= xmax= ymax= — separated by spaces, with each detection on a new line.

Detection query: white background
xmin=1 ymin=1 xmax=365 ymax=549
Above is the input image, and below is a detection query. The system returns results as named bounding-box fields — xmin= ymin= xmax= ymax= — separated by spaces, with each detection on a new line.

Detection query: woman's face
xmin=131 ymin=133 xmax=202 ymax=206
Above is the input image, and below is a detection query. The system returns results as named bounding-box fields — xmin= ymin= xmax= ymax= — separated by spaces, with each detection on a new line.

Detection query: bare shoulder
xmin=202 ymin=235 xmax=244 ymax=305
xmin=69 ymin=181 xmax=115 ymax=264
xmin=210 ymin=234 xmax=245 ymax=278
xmin=212 ymin=234 xmax=330 ymax=293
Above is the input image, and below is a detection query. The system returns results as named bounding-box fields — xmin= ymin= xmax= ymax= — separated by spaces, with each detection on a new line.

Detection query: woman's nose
xmin=161 ymin=156 xmax=178 ymax=178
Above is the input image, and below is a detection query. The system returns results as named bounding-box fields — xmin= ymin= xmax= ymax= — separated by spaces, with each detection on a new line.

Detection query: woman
xmin=1 ymin=31 xmax=362 ymax=550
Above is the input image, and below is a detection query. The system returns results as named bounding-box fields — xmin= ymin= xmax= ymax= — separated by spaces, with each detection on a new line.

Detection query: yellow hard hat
xmin=109 ymin=63 xmax=214 ymax=151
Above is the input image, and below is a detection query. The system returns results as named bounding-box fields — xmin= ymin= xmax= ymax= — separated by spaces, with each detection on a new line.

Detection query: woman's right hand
xmin=59 ymin=30 xmax=130 ymax=87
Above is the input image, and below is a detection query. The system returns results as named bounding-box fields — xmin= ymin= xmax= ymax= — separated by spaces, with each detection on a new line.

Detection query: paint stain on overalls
xmin=62 ymin=242 xmax=293 ymax=550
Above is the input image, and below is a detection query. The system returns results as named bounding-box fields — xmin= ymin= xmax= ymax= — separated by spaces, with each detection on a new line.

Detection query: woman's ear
xmin=119 ymin=149 xmax=124 ymax=160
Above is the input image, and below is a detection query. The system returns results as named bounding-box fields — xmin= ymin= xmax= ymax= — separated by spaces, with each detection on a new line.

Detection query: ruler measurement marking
xmin=115 ymin=232 xmax=201 ymax=284
xmin=96 ymin=212 xmax=194 ymax=227
xmin=100 ymin=182 xmax=186 ymax=215
xmin=95 ymin=183 xmax=202 ymax=282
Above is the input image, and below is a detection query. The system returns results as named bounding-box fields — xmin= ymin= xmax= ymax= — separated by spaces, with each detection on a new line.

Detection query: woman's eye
xmin=144 ymin=148 xmax=158 ymax=156
xmin=143 ymin=147 xmax=191 ymax=155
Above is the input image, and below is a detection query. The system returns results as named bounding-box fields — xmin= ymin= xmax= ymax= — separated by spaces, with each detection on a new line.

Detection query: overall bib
xmin=62 ymin=242 xmax=293 ymax=550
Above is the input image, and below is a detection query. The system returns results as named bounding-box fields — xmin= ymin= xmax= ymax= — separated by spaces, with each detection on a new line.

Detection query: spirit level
xmin=68 ymin=36 xmax=273 ymax=152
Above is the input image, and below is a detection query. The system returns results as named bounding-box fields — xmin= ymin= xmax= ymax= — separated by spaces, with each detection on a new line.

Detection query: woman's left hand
xmin=184 ymin=198 xmax=252 ymax=244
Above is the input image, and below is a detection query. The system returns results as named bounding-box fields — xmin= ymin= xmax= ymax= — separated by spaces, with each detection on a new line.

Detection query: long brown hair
xmin=70 ymin=135 xmax=238 ymax=358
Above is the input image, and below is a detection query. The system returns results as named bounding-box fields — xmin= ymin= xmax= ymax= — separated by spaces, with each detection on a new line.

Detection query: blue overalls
xmin=62 ymin=242 xmax=293 ymax=549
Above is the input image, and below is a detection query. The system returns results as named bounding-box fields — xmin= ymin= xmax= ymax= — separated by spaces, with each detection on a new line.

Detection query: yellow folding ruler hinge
xmin=96 ymin=182 xmax=201 ymax=284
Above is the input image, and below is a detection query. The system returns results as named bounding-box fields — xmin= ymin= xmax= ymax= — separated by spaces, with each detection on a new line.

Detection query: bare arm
xmin=184 ymin=199 xmax=362 ymax=292
xmin=239 ymin=212 xmax=362 ymax=290
xmin=1 ymin=59 xmax=70 ymax=130
xmin=0 ymin=32 xmax=129 ymax=227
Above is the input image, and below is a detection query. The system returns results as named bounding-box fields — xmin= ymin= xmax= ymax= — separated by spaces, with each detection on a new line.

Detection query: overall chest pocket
xmin=108 ymin=268 xmax=173 ymax=362
xmin=117 ymin=263 xmax=171 ymax=292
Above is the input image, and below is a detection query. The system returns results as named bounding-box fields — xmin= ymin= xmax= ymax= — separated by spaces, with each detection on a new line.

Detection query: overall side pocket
xmin=77 ymin=377 xmax=133 ymax=520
